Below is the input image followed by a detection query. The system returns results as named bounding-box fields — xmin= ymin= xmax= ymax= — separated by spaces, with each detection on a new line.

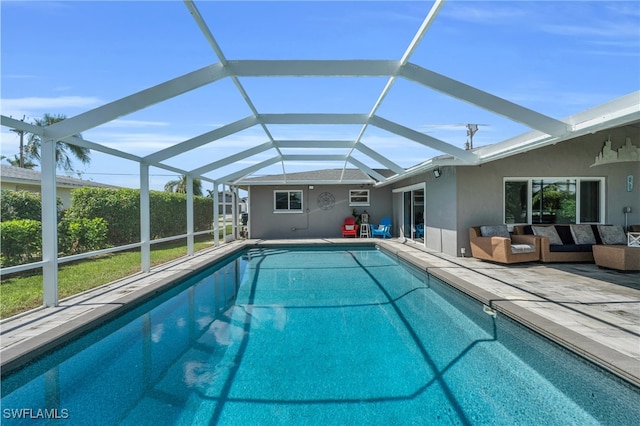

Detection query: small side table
xmin=360 ymin=223 xmax=371 ymax=238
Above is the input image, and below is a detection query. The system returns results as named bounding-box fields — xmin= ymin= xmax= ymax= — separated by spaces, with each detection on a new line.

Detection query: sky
xmin=1 ymin=0 xmax=639 ymax=191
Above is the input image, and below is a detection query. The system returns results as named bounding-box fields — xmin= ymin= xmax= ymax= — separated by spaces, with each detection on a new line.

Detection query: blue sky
xmin=1 ymin=0 xmax=639 ymax=190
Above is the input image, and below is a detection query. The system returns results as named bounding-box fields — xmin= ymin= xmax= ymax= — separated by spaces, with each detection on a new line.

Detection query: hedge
xmin=66 ymin=187 xmax=214 ymax=245
xmin=58 ymin=217 xmax=109 ymax=255
xmin=0 ymin=219 xmax=42 ymax=266
xmin=0 ymin=188 xmax=214 ymax=266
xmin=0 ymin=218 xmax=111 ymax=267
xmin=1 ymin=190 xmax=64 ymax=222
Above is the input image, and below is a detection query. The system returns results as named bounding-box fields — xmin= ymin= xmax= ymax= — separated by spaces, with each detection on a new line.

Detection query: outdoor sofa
xmin=512 ymin=224 xmax=630 ymax=263
xmin=469 ymin=225 xmax=540 ymax=264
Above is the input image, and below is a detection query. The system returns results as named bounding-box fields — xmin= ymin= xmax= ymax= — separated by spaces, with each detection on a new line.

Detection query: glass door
xmin=403 ymin=192 xmax=412 ymax=238
xmin=413 ymin=189 xmax=424 ymax=240
xmin=403 ymin=188 xmax=425 ymax=240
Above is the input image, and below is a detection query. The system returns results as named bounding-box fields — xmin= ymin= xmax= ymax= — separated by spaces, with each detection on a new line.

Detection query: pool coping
xmin=1 ymin=238 xmax=639 ymax=389
xmin=383 ymin=246 xmax=640 ymax=388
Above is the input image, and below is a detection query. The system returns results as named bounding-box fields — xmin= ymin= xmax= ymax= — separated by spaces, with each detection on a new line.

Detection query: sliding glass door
xmin=402 ymin=187 xmax=425 ymax=240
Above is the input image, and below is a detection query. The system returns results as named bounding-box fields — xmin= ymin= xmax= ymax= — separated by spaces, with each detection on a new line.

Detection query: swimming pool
xmin=1 ymin=246 xmax=639 ymax=424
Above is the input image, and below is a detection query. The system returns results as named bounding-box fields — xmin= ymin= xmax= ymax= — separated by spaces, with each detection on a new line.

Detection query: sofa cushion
xmin=570 ymin=224 xmax=596 ymax=245
xmin=597 ymin=225 xmax=627 ymax=245
xmin=549 ymin=244 xmax=593 ymax=252
xmin=555 ymin=226 xmax=575 ymax=245
xmin=480 ymin=225 xmax=510 ymax=238
xmin=511 ymin=244 xmax=536 ymax=254
xmin=532 ymin=225 xmax=562 ymax=245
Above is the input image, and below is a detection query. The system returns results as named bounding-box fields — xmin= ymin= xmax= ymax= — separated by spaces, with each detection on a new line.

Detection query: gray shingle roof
xmin=241 ymin=168 xmax=395 ymax=185
xmin=1 ymin=165 xmax=116 ymax=189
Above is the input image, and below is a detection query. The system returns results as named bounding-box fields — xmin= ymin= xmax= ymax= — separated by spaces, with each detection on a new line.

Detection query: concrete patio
xmin=1 ymin=239 xmax=639 ymax=388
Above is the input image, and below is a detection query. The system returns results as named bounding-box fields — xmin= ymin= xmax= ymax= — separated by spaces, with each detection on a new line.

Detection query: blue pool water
xmin=2 ymin=246 xmax=639 ymax=425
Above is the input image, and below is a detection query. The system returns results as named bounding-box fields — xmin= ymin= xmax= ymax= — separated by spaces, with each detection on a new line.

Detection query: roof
xmin=0 ymin=165 xmax=116 ymax=189
xmin=1 ymin=1 xmax=639 ymax=188
xmin=241 ymin=168 xmax=396 ymax=186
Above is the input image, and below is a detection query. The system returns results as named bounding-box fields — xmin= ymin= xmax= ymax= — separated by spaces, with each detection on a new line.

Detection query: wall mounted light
xmin=433 ymin=168 xmax=442 ymax=178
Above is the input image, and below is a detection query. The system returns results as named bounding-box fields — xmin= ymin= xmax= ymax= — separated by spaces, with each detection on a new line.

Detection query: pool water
xmin=2 ymin=247 xmax=639 ymax=425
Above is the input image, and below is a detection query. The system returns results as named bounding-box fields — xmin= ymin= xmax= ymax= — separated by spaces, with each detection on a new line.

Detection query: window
xmin=580 ymin=180 xmax=601 ymax=223
xmin=532 ymin=179 xmax=576 ymax=224
xmin=504 ymin=178 xmax=603 ymax=224
xmin=274 ymin=190 xmax=303 ymax=213
xmin=504 ymin=181 xmax=528 ymax=224
xmin=349 ymin=189 xmax=370 ymax=206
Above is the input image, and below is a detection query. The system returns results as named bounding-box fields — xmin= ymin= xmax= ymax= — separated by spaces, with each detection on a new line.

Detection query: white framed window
xmin=274 ymin=190 xmax=303 ymax=213
xmin=503 ymin=177 xmax=604 ymax=225
xmin=349 ymin=189 xmax=370 ymax=206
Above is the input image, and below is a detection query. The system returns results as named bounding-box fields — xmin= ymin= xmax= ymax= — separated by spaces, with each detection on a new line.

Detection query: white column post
xmin=186 ymin=175 xmax=194 ymax=256
xmin=41 ymin=138 xmax=58 ymax=307
xmin=232 ymin=186 xmax=238 ymax=239
xmin=222 ymin=184 xmax=227 ymax=242
xmin=213 ymin=183 xmax=219 ymax=246
xmin=140 ymin=163 xmax=150 ymax=272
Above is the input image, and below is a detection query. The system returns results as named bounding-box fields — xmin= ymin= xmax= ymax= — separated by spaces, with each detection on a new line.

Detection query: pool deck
xmin=1 ymin=238 xmax=639 ymax=387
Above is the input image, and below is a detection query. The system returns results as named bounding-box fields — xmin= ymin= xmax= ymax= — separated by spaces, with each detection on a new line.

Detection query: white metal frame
xmin=1 ymin=0 xmax=638 ymax=307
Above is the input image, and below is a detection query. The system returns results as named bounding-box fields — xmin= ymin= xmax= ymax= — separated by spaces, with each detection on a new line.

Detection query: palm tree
xmin=25 ymin=113 xmax=90 ymax=172
xmin=164 ymin=175 xmax=203 ymax=196
xmin=1 ymin=154 xmax=37 ymax=169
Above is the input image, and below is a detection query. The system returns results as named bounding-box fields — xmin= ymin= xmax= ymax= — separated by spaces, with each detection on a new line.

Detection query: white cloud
xmin=443 ymin=4 xmax=527 ymax=24
xmin=1 ymin=96 xmax=102 ymax=120
xmin=93 ymin=132 xmax=181 ymax=153
xmin=101 ymin=119 xmax=171 ymax=128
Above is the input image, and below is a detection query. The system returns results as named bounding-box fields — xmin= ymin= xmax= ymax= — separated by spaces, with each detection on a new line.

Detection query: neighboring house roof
xmin=0 ymin=165 xmax=116 ymax=189
xmin=240 ymin=168 xmax=396 ymax=186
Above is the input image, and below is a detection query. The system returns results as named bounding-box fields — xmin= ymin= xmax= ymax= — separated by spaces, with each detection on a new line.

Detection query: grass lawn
xmin=0 ymin=239 xmax=215 ymax=319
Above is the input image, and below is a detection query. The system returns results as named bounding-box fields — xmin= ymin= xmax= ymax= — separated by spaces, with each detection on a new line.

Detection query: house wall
xmin=247 ymin=184 xmax=392 ymax=239
xmin=429 ymin=167 xmax=458 ymax=254
xmin=391 ymin=166 xmax=458 ymax=254
xmin=455 ymin=128 xmax=639 ymax=254
xmin=390 ymin=127 xmax=639 ymax=256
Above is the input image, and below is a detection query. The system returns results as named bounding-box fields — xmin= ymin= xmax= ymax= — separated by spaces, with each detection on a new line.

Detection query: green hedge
xmin=66 ymin=187 xmax=214 ymax=245
xmin=1 ymin=190 xmax=41 ymax=221
xmin=65 ymin=188 xmax=140 ymax=245
xmin=0 ymin=188 xmax=214 ymax=266
xmin=0 ymin=218 xmax=112 ymax=267
xmin=0 ymin=219 xmax=42 ymax=266
xmin=58 ymin=217 xmax=109 ymax=255
xmin=1 ymin=190 xmax=64 ymax=222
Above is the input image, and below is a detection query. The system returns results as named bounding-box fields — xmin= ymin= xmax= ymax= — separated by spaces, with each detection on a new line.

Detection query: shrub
xmin=1 ymin=190 xmax=42 ymax=221
xmin=0 ymin=190 xmax=64 ymax=222
xmin=65 ymin=187 xmax=140 ymax=245
xmin=58 ymin=217 xmax=109 ymax=255
xmin=0 ymin=219 xmax=42 ymax=267
xmin=66 ymin=187 xmax=214 ymax=246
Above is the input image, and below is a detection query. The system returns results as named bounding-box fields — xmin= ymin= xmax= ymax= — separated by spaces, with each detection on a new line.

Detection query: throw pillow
xmin=531 ymin=225 xmax=563 ymax=245
xmin=480 ymin=225 xmax=510 ymax=238
xmin=555 ymin=226 xmax=575 ymax=245
xmin=570 ymin=224 xmax=596 ymax=245
xmin=345 ymin=225 xmax=354 ymax=231
xmin=597 ymin=225 xmax=627 ymax=245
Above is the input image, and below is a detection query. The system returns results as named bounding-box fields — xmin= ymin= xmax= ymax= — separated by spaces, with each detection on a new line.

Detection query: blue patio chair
xmin=415 ymin=223 xmax=424 ymax=238
xmin=372 ymin=217 xmax=392 ymax=239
